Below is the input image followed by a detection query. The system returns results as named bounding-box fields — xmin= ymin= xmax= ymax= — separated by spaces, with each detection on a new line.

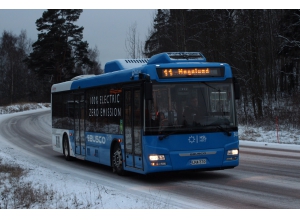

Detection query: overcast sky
xmin=0 ymin=2 xmax=297 ymax=67
xmin=0 ymin=9 xmax=155 ymax=67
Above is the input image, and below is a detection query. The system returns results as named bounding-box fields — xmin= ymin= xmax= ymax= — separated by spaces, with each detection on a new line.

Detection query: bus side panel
xmin=52 ymin=128 xmax=64 ymax=154
xmin=85 ymin=145 xmax=100 ymax=163
xmin=52 ymin=128 xmax=76 ymax=157
xmin=85 ymin=132 xmax=123 ymax=166
xmin=125 ymin=154 xmax=134 ymax=167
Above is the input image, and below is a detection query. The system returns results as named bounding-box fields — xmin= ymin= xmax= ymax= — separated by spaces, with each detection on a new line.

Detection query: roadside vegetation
xmin=0 ymin=102 xmax=101 ymax=208
xmin=0 ymin=158 xmax=55 ymax=208
xmin=0 ymin=157 xmax=110 ymax=208
xmin=0 ymin=103 xmax=54 ymax=208
xmin=0 ymin=102 xmax=50 ymax=114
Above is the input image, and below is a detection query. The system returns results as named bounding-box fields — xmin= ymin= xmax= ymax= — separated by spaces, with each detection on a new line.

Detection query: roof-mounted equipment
xmin=104 ymin=58 xmax=149 ymax=73
xmin=147 ymin=52 xmax=206 ymax=65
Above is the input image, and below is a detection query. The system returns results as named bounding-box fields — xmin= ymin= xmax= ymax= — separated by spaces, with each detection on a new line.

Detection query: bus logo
xmin=86 ymin=134 xmax=106 ymax=144
xmin=188 ymin=135 xmax=207 ymax=144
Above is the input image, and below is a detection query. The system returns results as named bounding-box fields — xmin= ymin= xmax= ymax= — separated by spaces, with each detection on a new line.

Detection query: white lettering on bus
xmin=89 ymin=94 xmax=121 ymax=118
xmin=100 ymin=108 xmax=121 ymax=117
xmin=94 ymin=94 xmax=120 ymax=105
xmin=90 ymin=96 xmax=98 ymax=105
xmin=89 ymin=108 xmax=99 ymax=117
xmin=87 ymin=135 xmax=106 ymax=144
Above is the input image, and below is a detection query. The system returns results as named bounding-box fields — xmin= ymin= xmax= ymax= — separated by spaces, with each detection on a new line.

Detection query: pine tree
xmin=144 ymin=9 xmax=172 ymax=57
xmin=25 ymin=9 xmax=92 ymax=85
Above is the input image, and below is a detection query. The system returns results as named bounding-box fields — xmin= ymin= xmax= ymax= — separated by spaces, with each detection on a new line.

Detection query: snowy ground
xmin=1 ymin=105 xmax=180 ymax=209
xmin=0 ymin=103 xmax=299 ymax=215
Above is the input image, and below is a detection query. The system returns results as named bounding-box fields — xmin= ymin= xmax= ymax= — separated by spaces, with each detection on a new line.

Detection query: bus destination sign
xmin=157 ymin=67 xmax=224 ymax=78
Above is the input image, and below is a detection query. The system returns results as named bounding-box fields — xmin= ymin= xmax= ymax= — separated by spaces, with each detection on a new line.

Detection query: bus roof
xmin=104 ymin=52 xmax=206 ymax=73
xmin=148 ymin=52 xmax=206 ymax=64
xmin=51 ymin=52 xmax=231 ymax=93
xmin=104 ymin=58 xmax=149 ymax=73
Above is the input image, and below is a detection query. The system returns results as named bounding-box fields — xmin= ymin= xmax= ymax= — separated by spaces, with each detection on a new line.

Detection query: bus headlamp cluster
xmin=226 ymin=149 xmax=239 ymax=161
xmin=149 ymin=154 xmax=166 ymax=166
xmin=227 ymin=149 xmax=239 ymax=155
xmin=149 ymin=154 xmax=165 ymax=161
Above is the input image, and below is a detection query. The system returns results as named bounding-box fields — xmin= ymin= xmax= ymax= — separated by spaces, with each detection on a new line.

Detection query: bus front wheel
xmin=63 ymin=135 xmax=71 ymax=161
xmin=112 ymin=144 xmax=125 ymax=175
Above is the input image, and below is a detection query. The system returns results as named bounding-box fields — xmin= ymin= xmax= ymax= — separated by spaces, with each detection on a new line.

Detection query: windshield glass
xmin=144 ymin=81 xmax=237 ymax=134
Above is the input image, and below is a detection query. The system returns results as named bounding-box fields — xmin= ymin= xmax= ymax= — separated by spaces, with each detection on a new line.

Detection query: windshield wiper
xmin=217 ymin=125 xmax=231 ymax=136
xmin=201 ymin=82 xmax=220 ymax=92
xmin=158 ymin=131 xmax=179 ymax=140
xmin=159 ymin=125 xmax=206 ymax=140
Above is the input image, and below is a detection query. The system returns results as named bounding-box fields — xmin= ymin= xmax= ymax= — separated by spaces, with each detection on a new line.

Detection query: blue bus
xmin=51 ymin=52 xmax=240 ymax=175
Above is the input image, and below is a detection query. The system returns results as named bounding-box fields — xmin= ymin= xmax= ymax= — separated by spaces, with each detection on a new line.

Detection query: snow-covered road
xmin=0 ymin=109 xmax=221 ymax=209
xmin=1 ymin=108 xmax=300 ymax=211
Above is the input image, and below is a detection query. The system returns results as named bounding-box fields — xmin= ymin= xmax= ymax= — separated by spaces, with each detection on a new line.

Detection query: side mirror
xmin=144 ymin=82 xmax=153 ymax=100
xmin=233 ymin=77 xmax=240 ymax=100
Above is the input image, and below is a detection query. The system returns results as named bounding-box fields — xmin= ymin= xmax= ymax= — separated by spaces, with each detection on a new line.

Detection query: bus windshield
xmin=145 ymin=81 xmax=237 ymax=134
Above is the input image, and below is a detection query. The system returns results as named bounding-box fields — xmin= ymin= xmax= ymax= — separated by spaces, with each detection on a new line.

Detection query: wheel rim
xmin=113 ymin=148 xmax=122 ymax=169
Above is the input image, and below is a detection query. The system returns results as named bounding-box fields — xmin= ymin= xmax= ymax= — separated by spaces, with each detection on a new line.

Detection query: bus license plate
xmin=191 ymin=159 xmax=206 ymax=165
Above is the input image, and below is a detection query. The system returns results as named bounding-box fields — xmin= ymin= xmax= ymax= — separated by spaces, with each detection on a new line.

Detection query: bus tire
xmin=112 ymin=143 xmax=125 ymax=175
xmin=63 ymin=135 xmax=71 ymax=161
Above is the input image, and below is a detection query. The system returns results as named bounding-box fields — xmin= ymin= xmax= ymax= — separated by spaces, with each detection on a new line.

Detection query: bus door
xmin=123 ymin=86 xmax=143 ymax=170
xmin=74 ymin=93 xmax=86 ymax=156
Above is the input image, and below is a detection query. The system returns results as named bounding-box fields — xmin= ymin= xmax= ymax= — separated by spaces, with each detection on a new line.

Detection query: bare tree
xmin=83 ymin=46 xmax=103 ymax=75
xmin=0 ymin=30 xmax=34 ymax=105
xmin=125 ymin=22 xmax=145 ymax=59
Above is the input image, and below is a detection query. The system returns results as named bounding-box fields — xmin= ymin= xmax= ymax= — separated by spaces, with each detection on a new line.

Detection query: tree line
xmin=144 ymin=9 xmax=300 ymax=128
xmin=0 ymin=10 xmax=102 ymax=104
xmin=1 ymin=9 xmax=299 ymax=128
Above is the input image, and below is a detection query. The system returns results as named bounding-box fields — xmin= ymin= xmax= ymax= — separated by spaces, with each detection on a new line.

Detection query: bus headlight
xmin=149 ymin=154 xmax=165 ymax=161
xmin=227 ymin=149 xmax=239 ymax=155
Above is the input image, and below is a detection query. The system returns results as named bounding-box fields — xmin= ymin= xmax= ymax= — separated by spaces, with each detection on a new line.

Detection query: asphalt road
xmin=1 ymin=109 xmax=299 ymax=208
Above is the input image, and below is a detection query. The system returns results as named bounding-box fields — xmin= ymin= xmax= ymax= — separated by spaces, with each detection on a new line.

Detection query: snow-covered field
xmin=0 ymin=103 xmax=299 ymax=214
